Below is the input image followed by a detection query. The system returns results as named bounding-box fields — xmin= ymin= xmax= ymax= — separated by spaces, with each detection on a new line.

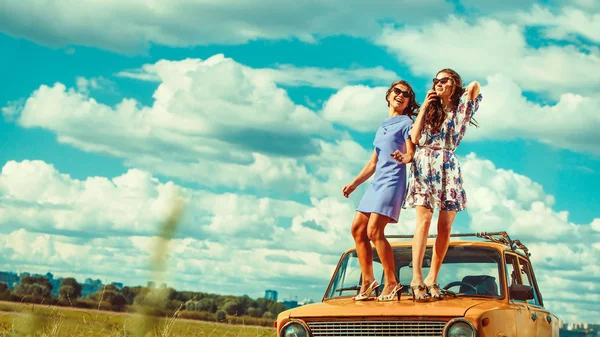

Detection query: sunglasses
xmin=392 ymin=87 xmax=410 ymax=98
xmin=433 ymin=77 xmax=452 ymax=85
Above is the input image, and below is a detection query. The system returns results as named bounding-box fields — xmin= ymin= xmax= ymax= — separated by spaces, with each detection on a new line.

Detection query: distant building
xmin=147 ymin=281 xmax=156 ymax=288
xmin=111 ymin=282 xmax=124 ymax=290
xmin=0 ymin=271 xmax=20 ymax=290
xmin=265 ymin=289 xmax=278 ymax=302
xmin=281 ymin=300 xmax=299 ymax=310
xmin=159 ymin=283 xmax=167 ymax=289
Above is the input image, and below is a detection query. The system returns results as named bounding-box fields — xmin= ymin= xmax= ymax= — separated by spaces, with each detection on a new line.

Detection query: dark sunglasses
xmin=433 ymin=77 xmax=452 ymax=85
xmin=392 ymin=87 xmax=410 ymax=98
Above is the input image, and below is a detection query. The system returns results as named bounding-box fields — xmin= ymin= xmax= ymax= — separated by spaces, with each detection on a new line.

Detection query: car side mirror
xmin=509 ymin=284 xmax=534 ymax=301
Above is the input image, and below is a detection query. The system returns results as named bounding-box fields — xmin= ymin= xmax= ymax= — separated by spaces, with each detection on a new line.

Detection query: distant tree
xmin=14 ymin=276 xmax=53 ymax=298
xmin=267 ymin=301 xmax=286 ymax=316
xmin=222 ymin=299 xmax=243 ymax=316
xmin=121 ymin=286 xmax=143 ymax=304
xmin=197 ymin=298 xmax=218 ymax=313
xmin=216 ymin=310 xmax=227 ymax=322
xmin=262 ymin=311 xmax=275 ymax=319
xmin=59 ymin=278 xmax=82 ymax=300
xmin=0 ymin=282 xmax=10 ymax=300
xmin=247 ymin=307 xmax=263 ymax=318
xmin=109 ymin=293 xmax=128 ymax=311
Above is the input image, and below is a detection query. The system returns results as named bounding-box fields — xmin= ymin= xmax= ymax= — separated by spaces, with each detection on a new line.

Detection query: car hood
xmin=287 ymin=297 xmax=495 ymax=318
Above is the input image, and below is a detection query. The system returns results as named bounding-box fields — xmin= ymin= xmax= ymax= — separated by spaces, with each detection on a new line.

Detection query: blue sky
xmin=0 ymin=0 xmax=599 ymax=324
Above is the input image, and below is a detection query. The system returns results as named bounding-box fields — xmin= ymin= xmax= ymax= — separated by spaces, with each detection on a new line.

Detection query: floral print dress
xmin=404 ymin=92 xmax=483 ymax=211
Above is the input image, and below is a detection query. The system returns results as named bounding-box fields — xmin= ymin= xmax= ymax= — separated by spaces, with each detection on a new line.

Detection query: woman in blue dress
xmin=342 ymin=80 xmax=419 ymax=301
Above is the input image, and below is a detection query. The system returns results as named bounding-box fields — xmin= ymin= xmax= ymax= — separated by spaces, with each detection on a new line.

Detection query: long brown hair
xmin=424 ymin=68 xmax=478 ymax=134
xmin=385 ymin=80 xmax=420 ymax=119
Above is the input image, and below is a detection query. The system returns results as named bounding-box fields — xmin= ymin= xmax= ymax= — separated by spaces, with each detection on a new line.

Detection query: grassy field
xmin=0 ymin=301 xmax=276 ymax=337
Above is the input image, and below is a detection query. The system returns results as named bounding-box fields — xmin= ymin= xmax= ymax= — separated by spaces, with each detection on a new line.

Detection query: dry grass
xmin=0 ymin=301 xmax=276 ymax=336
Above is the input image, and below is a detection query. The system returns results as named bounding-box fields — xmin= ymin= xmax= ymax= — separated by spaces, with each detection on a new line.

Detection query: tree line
xmin=0 ymin=276 xmax=287 ymax=326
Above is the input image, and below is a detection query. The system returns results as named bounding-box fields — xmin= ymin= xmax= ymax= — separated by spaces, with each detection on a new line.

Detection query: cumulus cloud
xmin=0 ymin=0 xmax=450 ymax=54
xmin=2 ymin=55 xmax=340 ymax=191
xmin=0 ymin=160 xmax=309 ymax=241
xmin=466 ymin=74 xmax=600 ymax=154
xmin=376 ymin=15 xmax=600 ymax=98
xmin=321 ymin=85 xmax=389 ymax=133
xmin=515 ymin=5 xmax=600 ymax=43
xmin=118 ymin=60 xmax=400 ymax=90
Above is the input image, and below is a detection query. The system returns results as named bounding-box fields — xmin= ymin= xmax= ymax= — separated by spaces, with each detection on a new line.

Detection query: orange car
xmin=276 ymin=232 xmax=559 ymax=337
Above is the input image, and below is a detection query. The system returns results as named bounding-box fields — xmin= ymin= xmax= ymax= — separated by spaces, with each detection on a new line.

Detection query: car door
xmin=506 ymin=253 xmax=537 ymax=337
xmin=517 ymin=256 xmax=559 ymax=337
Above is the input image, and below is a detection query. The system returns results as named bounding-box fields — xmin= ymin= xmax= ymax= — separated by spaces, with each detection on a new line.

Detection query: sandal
xmin=410 ymin=284 xmax=431 ymax=302
xmin=353 ymin=280 xmax=380 ymax=301
xmin=426 ymin=283 xmax=444 ymax=301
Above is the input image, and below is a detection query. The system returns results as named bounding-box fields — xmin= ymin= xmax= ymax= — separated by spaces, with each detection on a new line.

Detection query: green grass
xmin=0 ymin=301 xmax=276 ymax=336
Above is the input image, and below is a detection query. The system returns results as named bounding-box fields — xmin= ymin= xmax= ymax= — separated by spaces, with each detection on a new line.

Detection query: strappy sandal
xmin=353 ymin=280 xmax=380 ymax=301
xmin=377 ymin=283 xmax=406 ymax=302
xmin=410 ymin=284 xmax=431 ymax=302
xmin=426 ymin=283 xmax=444 ymax=301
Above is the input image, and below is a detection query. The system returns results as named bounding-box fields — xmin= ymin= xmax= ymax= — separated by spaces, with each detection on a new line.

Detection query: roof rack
xmin=385 ymin=231 xmax=531 ymax=257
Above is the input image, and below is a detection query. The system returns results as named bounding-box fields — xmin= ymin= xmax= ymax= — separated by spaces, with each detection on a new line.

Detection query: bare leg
xmin=366 ymin=213 xmax=397 ymax=295
xmin=410 ymin=206 xmax=433 ymax=298
xmin=351 ymin=211 xmax=374 ymax=293
xmin=424 ymin=210 xmax=456 ymax=296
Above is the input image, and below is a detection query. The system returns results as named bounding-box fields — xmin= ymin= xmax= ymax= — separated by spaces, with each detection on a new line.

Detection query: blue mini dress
xmin=356 ymin=115 xmax=412 ymax=223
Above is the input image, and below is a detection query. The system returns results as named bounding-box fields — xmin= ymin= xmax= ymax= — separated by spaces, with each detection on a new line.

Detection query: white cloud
xmin=466 ymin=74 xmax=600 ymax=153
xmin=2 ymin=55 xmax=338 ymax=191
xmin=515 ymin=5 xmax=600 ymax=43
xmin=321 ymin=85 xmax=389 ymax=132
xmin=119 ymin=60 xmax=400 ymax=90
xmin=0 ymin=160 xmax=309 ymax=240
xmin=461 ymin=153 xmax=598 ymax=243
xmin=376 ymin=16 xmax=600 ymax=98
xmin=0 ymin=0 xmax=450 ymax=54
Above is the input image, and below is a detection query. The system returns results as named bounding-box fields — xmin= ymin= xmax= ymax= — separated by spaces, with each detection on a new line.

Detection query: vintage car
xmin=275 ymin=232 xmax=559 ymax=337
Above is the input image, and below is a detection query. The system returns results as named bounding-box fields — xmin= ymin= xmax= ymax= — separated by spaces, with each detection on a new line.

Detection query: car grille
xmin=307 ymin=320 xmax=446 ymax=337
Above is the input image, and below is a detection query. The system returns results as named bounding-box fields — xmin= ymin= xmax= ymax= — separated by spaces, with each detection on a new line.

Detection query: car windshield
xmin=325 ymin=245 xmax=504 ymax=300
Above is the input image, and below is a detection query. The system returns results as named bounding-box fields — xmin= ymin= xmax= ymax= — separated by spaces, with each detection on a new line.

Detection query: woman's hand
xmin=423 ymin=89 xmax=438 ymax=108
xmin=391 ymin=150 xmax=413 ymax=164
xmin=342 ymin=182 xmax=358 ymax=198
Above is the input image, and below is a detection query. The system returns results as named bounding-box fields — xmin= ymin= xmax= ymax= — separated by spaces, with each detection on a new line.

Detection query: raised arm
xmin=411 ymin=89 xmax=437 ymax=144
xmin=466 ymin=81 xmax=481 ymax=100
xmin=342 ymin=149 xmax=378 ymax=198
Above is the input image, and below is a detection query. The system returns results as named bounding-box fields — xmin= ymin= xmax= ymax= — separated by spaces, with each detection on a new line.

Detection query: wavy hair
xmin=424 ymin=68 xmax=478 ymax=134
xmin=385 ymin=80 xmax=420 ymax=119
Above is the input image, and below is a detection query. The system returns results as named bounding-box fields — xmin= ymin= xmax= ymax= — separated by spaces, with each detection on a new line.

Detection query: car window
xmin=505 ymin=254 xmax=521 ymax=287
xmin=518 ymin=257 xmax=542 ymax=306
xmin=326 ymin=246 xmax=504 ymax=299
xmin=326 ymin=250 xmax=384 ymax=298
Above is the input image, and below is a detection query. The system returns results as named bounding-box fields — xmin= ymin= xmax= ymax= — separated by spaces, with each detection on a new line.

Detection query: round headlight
xmin=281 ymin=321 xmax=310 ymax=337
xmin=445 ymin=318 xmax=476 ymax=337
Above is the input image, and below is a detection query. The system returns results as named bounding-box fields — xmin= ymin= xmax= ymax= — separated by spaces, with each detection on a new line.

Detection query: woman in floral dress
xmin=400 ymin=68 xmax=482 ymax=301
